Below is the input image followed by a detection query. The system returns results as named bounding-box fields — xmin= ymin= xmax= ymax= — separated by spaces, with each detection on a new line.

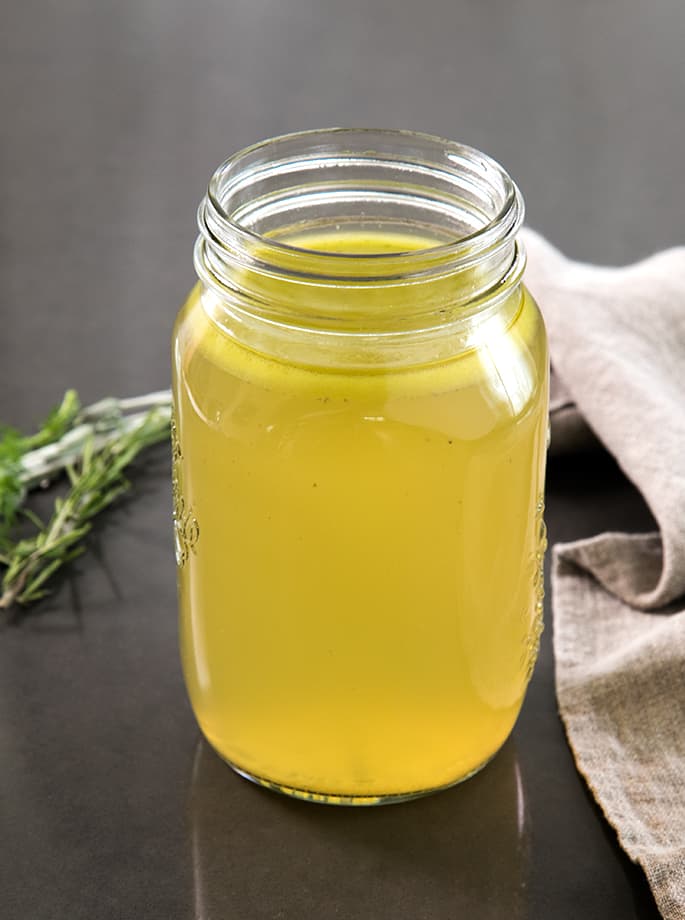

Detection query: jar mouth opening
xmin=200 ymin=128 xmax=523 ymax=280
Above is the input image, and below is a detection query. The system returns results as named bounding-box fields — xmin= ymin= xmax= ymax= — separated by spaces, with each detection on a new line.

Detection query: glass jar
xmin=172 ymin=129 xmax=548 ymax=805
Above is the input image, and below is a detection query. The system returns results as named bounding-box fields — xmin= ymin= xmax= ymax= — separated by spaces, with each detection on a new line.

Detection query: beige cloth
xmin=522 ymin=229 xmax=685 ymax=919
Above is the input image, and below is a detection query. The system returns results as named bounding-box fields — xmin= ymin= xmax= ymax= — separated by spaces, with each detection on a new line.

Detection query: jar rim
xmin=201 ymin=127 xmax=523 ymax=277
xmin=193 ymin=129 xmax=528 ymax=367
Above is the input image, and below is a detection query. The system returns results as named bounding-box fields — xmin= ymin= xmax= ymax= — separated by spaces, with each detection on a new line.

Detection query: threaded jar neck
xmin=193 ymin=129 xmax=526 ymax=368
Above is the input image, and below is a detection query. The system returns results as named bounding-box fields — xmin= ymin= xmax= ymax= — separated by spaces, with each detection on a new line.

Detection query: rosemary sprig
xmin=0 ymin=391 xmax=172 ymax=612
xmin=0 ymin=390 xmax=81 ymax=535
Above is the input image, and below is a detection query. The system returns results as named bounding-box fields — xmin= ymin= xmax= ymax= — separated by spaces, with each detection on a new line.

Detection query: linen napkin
xmin=521 ymin=229 xmax=685 ymax=919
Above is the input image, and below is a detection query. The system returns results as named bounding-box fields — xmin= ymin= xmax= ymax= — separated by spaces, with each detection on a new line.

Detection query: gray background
xmin=0 ymin=1 xmax=681 ymax=917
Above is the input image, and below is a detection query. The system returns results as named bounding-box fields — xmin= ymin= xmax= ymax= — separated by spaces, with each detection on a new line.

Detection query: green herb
xmin=0 ymin=391 xmax=172 ymax=612
xmin=0 ymin=390 xmax=80 ymax=537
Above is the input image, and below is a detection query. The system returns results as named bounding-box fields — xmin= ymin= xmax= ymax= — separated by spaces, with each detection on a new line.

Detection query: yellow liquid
xmin=173 ymin=231 xmax=548 ymax=803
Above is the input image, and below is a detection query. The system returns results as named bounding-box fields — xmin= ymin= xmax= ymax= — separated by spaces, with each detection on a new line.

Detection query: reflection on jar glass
xmin=189 ymin=738 xmax=530 ymax=919
xmin=172 ymin=129 xmax=548 ymax=803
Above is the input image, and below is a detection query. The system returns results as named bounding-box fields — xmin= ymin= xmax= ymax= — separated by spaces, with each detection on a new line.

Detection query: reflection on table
xmin=189 ymin=737 xmax=529 ymax=919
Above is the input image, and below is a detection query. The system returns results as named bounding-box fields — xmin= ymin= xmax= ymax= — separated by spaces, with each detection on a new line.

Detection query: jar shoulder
xmin=172 ymin=283 xmax=548 ymax=426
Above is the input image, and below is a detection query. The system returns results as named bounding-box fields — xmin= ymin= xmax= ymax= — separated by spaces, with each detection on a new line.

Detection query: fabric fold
xmin=521 ymin=228 xmax=685 ymax=919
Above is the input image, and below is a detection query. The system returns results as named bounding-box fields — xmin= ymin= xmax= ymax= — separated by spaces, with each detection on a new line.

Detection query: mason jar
xmin=172 ymin=129 xmax=548 ymax=805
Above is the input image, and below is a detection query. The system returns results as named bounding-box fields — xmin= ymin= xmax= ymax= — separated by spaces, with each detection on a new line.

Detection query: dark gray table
xmin=2 ymin=2 xmax=682 ymax=917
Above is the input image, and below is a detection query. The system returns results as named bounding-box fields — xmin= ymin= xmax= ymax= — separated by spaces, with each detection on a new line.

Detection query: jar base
xmin=215 ymin=749 xmax=499 ymax=807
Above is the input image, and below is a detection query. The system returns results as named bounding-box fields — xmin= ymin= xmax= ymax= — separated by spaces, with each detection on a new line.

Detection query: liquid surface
xmin=173 ymin=230 xmax=548 ymax=801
